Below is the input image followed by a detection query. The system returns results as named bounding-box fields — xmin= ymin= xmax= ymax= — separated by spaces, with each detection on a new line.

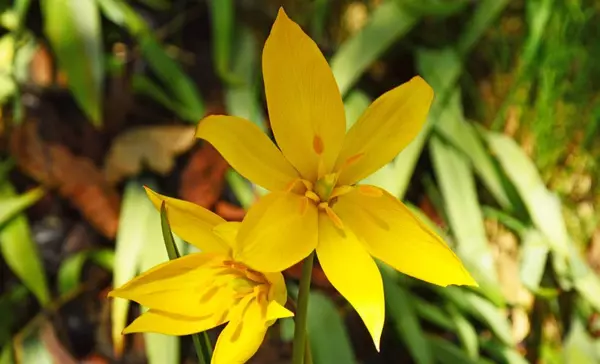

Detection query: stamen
xmin=245 ymin=269 xmax=267 ymax=284
xmin=324 ymin=206 xmax=344 ymax=230
xmin=285 ymin=178 xmax=301 ymax=192
xmin=299 ymin=196 xmax=309 ymax=215
xmin=330 ymin=185 xmax=354 ymax=199
xmin=300 ymin=179 xmax=314 ymax=191
xmin=358 ymin=185 xmax=383 ymax=197
xmin=304 ymin=191 xmax=320 ymax=203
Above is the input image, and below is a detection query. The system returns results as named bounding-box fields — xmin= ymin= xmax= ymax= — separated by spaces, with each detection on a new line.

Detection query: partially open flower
xmin=108 ymin=188 xmax=293 ymax=364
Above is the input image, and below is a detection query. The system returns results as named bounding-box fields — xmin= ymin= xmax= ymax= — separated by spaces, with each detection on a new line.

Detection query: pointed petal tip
xmin=410 ymin=75 xmax=434 ymax=96
xmin=276 ymin=7 xmax=289 ymax=19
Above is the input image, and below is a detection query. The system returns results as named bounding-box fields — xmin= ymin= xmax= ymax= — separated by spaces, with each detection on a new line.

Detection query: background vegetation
xmin=0 ymin=0 xmax=599 ymax=363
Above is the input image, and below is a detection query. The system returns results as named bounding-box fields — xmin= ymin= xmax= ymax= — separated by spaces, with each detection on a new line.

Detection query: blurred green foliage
xmin=0 ymin=0 xmax=599 ymax=363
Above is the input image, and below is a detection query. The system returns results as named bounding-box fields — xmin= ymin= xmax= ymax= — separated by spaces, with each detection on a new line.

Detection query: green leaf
xmin=519 ymin=230 xmax=549 ymax=291
xmin=412 ymin=296 xmax=454 ymax=331
xmin=160 ymin=200 xmax=211 ymax=363
xmin=343 ymin=90 xmax=370 ymax=131
xmin=307 ymin=291 xmax=355 ymax=364
xmin=0 ymin=344 xmax=12 ymax=364
xmin=135 ymin=187 xmax=180 ymax=364
xmin=0 ymin=187 xmax=44 ymax=227
xmin=388 ymin=48 xmax=462 ymax=199
xmin=432 ymin=90 xmax=512 ymax=210
xmin=0 ymin=285 xmax=28 ymax=346
xmin=224 ymin=27 xmax=265 ymax=130
xmin=562 ymin=319 xmax=600 ymax=363
xmin=398 ymin=0 xmax=470 ymax=18
xmin=486 ymin=132 xmax=569 ymax=256
xmin=480 ymin=339 xmax=529 ymax=364
xmin=0 ymin=182 xmax=49 ymax=306
xmin=138 ymin=36 xmax=204 ymax=122
xmin=57 ymin=249 xmax=114 ymax=295
xmin=427 ymin=336 xmax=479 ymax=364
xmin=208 ymin=0 xmax=238 ymax=83
xmin=456 ymin=0 xmax=511 ymax=55
xmin=446 ymin=304 xmax=478 ymax=359
xmin=383 ymin=270 xmax=433 ymax=364
xmin=111 ymin=180 xmax=154 ymax=355
xmin=42 ymin=0 xmax=103 ymax=126
xmin=430 ymin=136 xmax=503 ymax=305
xmin=331 ymin=1 xmax=418 ymax=95
xmin=440 ymin=288 xmax=513 ymax=346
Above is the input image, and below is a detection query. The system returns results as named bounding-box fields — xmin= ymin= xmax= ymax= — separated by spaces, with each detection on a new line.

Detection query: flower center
xmin=286 ymin=174 xmax=354 ymax=230
xmin=221 ymin=260 xmax=270 ymax=299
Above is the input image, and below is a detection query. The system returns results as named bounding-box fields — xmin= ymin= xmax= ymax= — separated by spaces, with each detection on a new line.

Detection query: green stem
xmin=292 ymin=251 xmax=315 ymax=364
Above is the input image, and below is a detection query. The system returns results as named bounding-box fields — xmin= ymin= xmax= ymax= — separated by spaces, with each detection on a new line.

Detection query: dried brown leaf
xmin=180 ymin=143 xmax=228 ymax=208
xmin=103 ymin=125 xmax=195 ymax=184
xmin=10 ymin=122 xmax=120 ymax=238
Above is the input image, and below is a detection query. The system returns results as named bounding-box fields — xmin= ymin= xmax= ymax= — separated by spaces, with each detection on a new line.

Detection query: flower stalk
xmin=292 ymin=251 xmax=315 ymax=364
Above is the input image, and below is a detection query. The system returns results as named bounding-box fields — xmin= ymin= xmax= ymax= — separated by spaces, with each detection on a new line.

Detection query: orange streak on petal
xmin=313 ymin=135 xmax=324 ymax=155
xmin=358 ymin=185 xmax=383 ymax=197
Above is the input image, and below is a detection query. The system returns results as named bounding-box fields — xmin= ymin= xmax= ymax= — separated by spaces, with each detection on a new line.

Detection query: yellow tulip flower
xmin=109 ymin=188 xmax=293 ymax=364
xmin=196 ymin=8 xmax=476 ymax=350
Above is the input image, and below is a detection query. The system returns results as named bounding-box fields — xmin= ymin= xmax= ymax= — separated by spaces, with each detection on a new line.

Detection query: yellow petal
xmin=212 ymin=222 xmax=241 ymax=250
xmin=334 ymin=186 xmax=477 ymax=287
xmin=212 ymin=300 xmax=268 ymax=364
xmin=335 ymin=77 xmax=434 ymax=185
xmin=316 ymin=213 xmax=384 ymax=350
xmin=265 ymin=271 xmax=288 ymax=305
xmin=266 ymin=300 xmax=294 ymax=321
xmin=263 ymin=8 xmax=346 ymax=181
xmin=234 ymin=192 xmax=318 ymax=272
xmin=144 ymin=187 xmax=229 ymax=253
xmin=109 ymin=252 xmax=234 ymax=316
xmin=123 ymin=309 xmax=224 ymax=336
xmin=196 ymin=115 xmax=299 ymax=191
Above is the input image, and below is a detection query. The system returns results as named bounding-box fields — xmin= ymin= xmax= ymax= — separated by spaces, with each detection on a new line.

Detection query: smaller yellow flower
xmin=109 ymin=187 xmax=293 ymax=364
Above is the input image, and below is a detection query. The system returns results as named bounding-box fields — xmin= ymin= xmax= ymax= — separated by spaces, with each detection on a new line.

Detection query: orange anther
xmin=324 ymin=206 xmax=344 ymax=230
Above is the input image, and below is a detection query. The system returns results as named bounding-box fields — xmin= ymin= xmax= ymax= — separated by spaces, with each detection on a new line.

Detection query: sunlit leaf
xmin=519 ymin=230 xmax=550 ymax=291
xmin=139 ymin=199 xmax=179 ymax=364
xmin=433 ymin=90 xmax=512 ymax=210
xmin=331 ymin=1 xmax=418 ymax=95
xmin=0 ymin=187 xmax=44 ymax=227
xmin=430 ymin=136 xmax=503 ymax=305
xmin=343 ymin=90 xmax=370 ymax=131
xmin=486 ymin=132 xmax=569 ymax=256
xmin=42 ymin=0 xmax=103 ymax=126
xmin=439 ymin=288 xmax=513 ymax=346
xmin=562 ymin=319 xmax=599 ymax=363
xmin=111 ymin=180 xmax=153 ymax=356
xmin=0 ymin=182 xmax=49 ymax=306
